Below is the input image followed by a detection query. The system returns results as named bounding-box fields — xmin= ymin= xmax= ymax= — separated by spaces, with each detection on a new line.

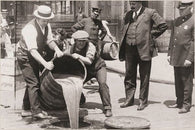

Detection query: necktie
xmin=133 ymin=12 xmax=138 ymax=21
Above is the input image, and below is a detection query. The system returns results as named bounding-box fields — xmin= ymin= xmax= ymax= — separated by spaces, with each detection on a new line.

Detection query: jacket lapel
xmin=135 ymin=7 xmax=146 ymax=26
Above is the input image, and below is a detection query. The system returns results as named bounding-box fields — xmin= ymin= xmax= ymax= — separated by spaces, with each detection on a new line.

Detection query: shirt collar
xmin=136 ymin=6 xmax=142 ymax=15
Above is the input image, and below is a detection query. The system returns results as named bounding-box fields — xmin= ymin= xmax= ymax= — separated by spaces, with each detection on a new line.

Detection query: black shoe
xmin=137 ymin=103 xmax=147 ymax=111
xmin=120 ymin=101 xmax=133 ymax=108
xmin=21 ymin=110 xmax=32 ymax=117
xmin=178 ymin=107 xmax=190 ymax=114
xmin=168 ymin=104 xmax=182 ymax=108
xmin=105 ymin=109 xmax=112 ymax=117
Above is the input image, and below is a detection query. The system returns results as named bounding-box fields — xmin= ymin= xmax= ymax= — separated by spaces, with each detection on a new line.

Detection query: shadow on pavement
xmin=163 ymin=100 xmax=176 ymax=108
xmin=118 ymin=98 xmax=161 ymax=105
xmin=80 ymin=102 xmax=103 ymax=110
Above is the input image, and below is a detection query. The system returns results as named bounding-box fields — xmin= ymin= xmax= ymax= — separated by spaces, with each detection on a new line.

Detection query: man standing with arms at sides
xmin=17 ymin=5 xmax=63 ymax=119
xmin=167 ymin=0 xmax=194 ymax=114
xmin=119 ymin=1 xmax=167 ymax=111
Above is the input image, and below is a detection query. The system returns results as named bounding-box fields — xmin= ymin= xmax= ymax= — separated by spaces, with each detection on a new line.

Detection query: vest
xmin=126 ymin=22 xmax=137 ymax=46
xmin=18 ymin=19 xmax=48 ymax=57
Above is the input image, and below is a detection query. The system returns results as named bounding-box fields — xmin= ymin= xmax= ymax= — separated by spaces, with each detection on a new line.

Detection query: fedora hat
xmin=72 ymin=30 xmax=89 ymax=40
xmin=34 ymin=5 xmax=54 ymax=19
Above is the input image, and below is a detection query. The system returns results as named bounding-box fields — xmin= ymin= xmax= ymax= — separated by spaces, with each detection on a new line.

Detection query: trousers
xmin=124 ymin=44 xmax=151 ymax=105
xmin=174 ymin=64 xmax=194 ymax=109
xmin=17 ymin=53 xmax=42 ymax=115
xmin=85 ymin=66 xmax=112 ymax=110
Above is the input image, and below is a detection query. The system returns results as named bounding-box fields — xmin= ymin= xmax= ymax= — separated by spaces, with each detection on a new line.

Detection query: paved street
xmin=0 ymin=53 xmax=195 ymax=129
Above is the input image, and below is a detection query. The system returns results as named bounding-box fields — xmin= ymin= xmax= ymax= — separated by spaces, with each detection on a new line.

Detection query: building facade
xmin=1 ymin=1 xmax=181 ymax=52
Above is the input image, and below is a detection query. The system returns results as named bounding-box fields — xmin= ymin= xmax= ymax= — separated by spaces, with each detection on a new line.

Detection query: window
xmin=51 ymin=0 xmax=74 ymax=15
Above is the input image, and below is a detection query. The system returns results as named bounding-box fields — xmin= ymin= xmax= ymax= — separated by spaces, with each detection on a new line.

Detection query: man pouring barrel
xmin=17 ymin=5 xmax=63 ymax=119
xmin=66 ymin=30 xmax=113 ymax=117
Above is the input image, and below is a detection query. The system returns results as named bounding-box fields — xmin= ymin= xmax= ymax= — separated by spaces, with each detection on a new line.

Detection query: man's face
xmin=37 ymin=18 xmax=49 ymax=28
xmin=179 ymin=6 xmax=192 ymax=16
xmin=91 ymin=11 xmax=100 ymax=19
xmin=75 ymin=39 xmax=87 ymax=50
xmin=129 ymin=2 xmax=142 ymax=12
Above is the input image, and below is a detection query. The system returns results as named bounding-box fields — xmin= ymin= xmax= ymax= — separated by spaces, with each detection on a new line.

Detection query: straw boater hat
xmin=72 ymin=30 xmax=89 ymax=40
xmin=34 ymin=5 xmax=54 ymax=19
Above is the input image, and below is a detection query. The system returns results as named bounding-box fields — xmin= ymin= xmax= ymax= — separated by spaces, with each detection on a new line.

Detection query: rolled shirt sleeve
xmin=86 ymin=42 xmax=96 ymax=62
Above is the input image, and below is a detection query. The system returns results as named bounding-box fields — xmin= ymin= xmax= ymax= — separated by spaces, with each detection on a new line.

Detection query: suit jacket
xmin=71 ymin=17 xmax=107 ymax=41
xmin=119 ymin=7 xmax=168 ymax=61
xmin=168 ymin=14 xmax=194 ymax=67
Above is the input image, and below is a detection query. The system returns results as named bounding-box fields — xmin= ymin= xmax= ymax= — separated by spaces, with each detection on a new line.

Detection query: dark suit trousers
xmin=174 ymin=64 xmax=194 ymax=109
xmin=124 ymin=44 xmax=151 ymax=105
xmin=17 ymin=54 xmax=42 ymax=115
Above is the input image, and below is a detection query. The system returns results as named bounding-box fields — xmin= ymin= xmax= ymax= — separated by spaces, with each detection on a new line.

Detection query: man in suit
xmin=167 ymin=0 xmax=194 ymax=114
xmin=71 ymin=6 xmax=112 ymax=117
xmin=119 ymin=1 xmax=167 ymax=111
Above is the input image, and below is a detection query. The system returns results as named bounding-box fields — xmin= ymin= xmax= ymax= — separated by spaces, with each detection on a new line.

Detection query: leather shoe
xmin=168 ymin=104 xmax=181 ymax=108
xmin=105 ymin=109 xmax=112 ymax=117
xmin=137 ymin=104 xmax=147 ymax=111
xmin=33 ymin=111 xmax=52 ymax=119
xmin=178 ymin=107 xmax=189 ymax=114
xmin=21 ymin=110 xmax=32 ymax=117
xmin=120 ymin=102 xmax=133 ymax=108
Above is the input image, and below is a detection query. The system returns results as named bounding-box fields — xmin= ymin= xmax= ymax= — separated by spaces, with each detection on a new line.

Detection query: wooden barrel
xmin=101 ymin=42 xmax=119 ymax=60
xmin=39 ymin=55 xmax=86 ymax=110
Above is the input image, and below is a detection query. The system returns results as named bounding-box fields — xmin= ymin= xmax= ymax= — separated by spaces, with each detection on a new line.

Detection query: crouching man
xmin=67 ymin=30 xmax=113 ymax=117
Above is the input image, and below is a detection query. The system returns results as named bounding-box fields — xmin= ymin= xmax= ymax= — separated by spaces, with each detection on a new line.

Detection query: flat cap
xmin=72 ymin=30 xmax=89 ymax=40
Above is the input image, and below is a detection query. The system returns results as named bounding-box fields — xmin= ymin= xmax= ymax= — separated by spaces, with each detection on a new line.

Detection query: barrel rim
xmin=51 ymin=55 xmax=87 ymax=83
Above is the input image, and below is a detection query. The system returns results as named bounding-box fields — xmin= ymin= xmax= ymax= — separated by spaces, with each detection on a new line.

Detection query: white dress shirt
xmin=21 ymin=20 xmax=53 ymax=51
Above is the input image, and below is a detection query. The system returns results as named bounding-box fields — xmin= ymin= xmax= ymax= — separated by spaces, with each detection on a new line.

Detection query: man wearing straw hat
xmin=17 ymin=5 xmax=63 ymax=119
xmin=167 ymin=0 xmax=194 ymax=114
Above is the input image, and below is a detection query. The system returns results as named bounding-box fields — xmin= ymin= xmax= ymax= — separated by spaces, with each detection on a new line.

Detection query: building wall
xmin=1 ymin=0 xmax=179 ymax=50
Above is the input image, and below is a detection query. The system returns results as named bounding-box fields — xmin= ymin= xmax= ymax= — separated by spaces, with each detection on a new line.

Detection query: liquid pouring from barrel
xmin=40 ymin=55 xmax=87 ymax=129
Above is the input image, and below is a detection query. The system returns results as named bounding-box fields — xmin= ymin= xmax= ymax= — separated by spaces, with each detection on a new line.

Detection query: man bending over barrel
xmin=66 ymin=30 xmax=112 ymax=117
xmin=17 ymin=5 xmax=63 ymax=119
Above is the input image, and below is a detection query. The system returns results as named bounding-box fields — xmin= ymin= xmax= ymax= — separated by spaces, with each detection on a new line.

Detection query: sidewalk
xmin=105 ymin=53 xmax=175 ymax=84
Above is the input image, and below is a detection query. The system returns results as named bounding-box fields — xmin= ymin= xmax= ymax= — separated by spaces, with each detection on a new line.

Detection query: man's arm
xmin=151 ymin=9 xmax=168 ymax=38
xmin=98 ymin=20 xmax=107 ymax=40
xmin=186 ymin=26 xmax=194 ymax=62
xmin=71 ymin=19 xmax=85 ymax=32
xmin=47 ymin=23 xmax=63 ymax=57
xmin=30 ymin=49 xmax=54 ymax=70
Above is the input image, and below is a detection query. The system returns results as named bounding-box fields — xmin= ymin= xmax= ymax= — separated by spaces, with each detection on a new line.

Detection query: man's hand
xmin=44 ymin=61 xmax=54 ymax=70
xmin=55 ymin=50 xmax=64 ymax=58
xmin=167 ymin=56 xmax=170 ymax=63
xmin=184 ymin=60 xmax=192 ymax=67
xmin=72 ymin=53 xmax=80 ymax=59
